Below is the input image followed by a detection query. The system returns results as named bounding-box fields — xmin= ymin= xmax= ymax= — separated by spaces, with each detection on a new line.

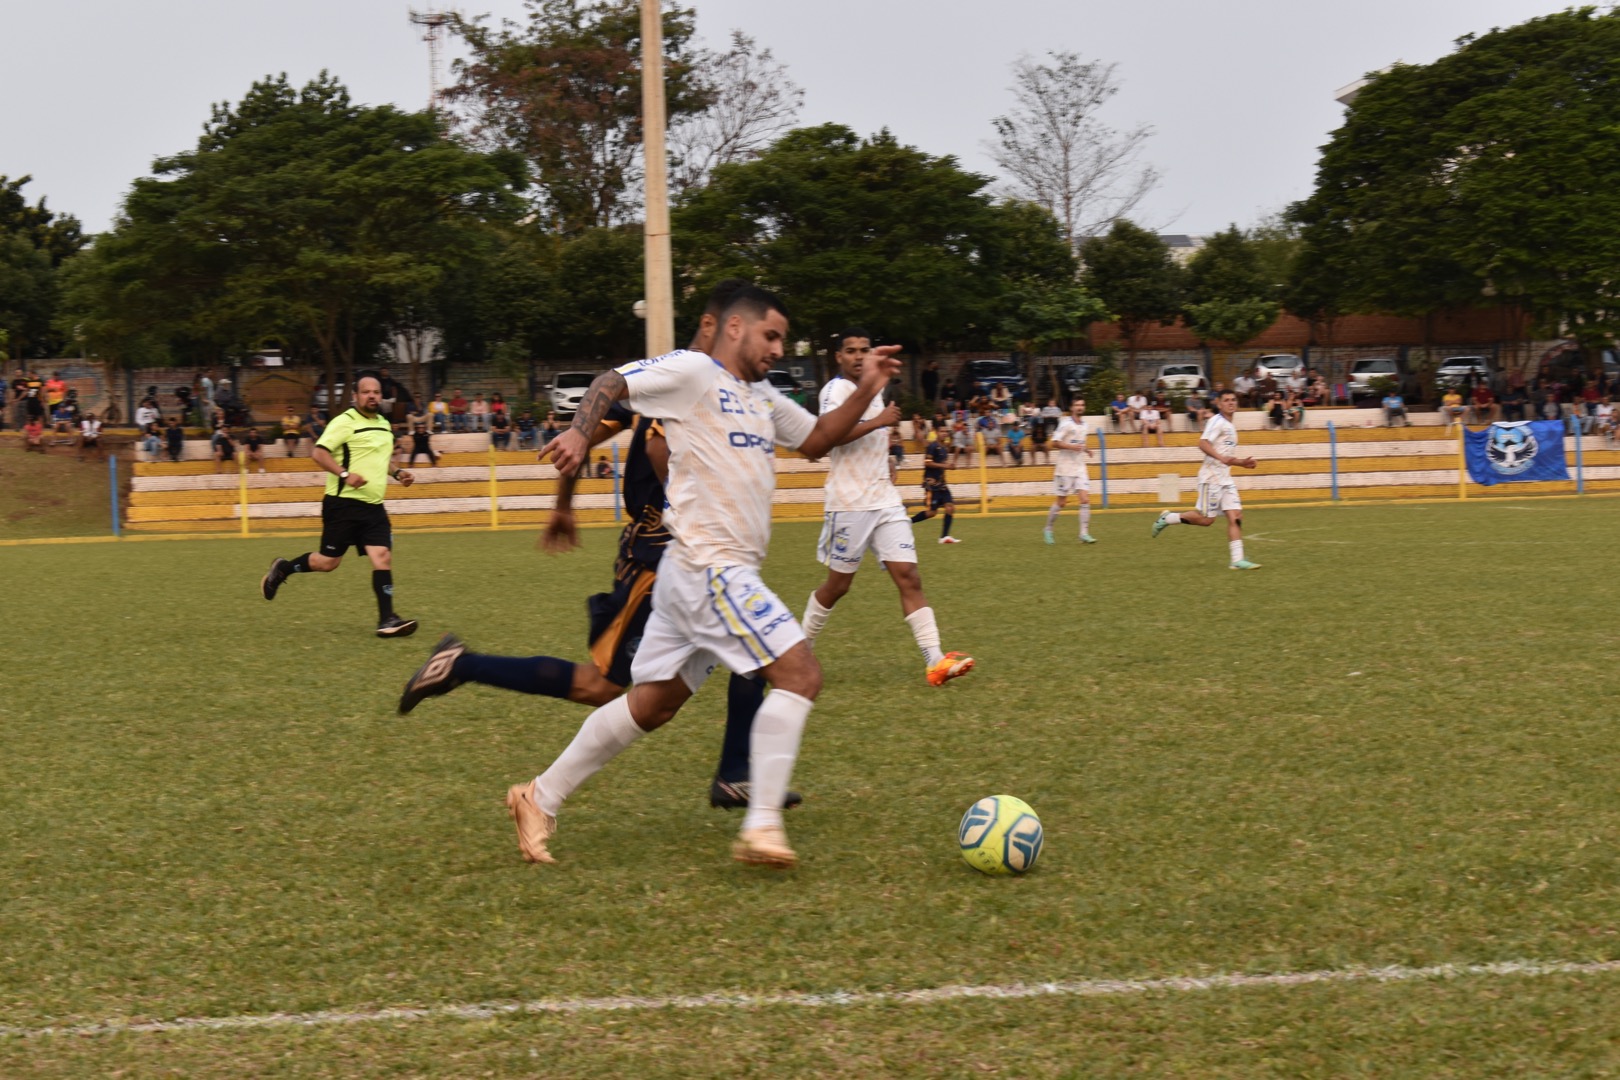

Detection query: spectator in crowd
xmin=888 ymin=423 xmax=905 ymax=482
xmin=1303 ymin=373 xmax=1328 ymax=406
xmin=1108 ymin=391 xmax=1133 ymax=432
xmin=211 ymin=422 xmax=236 ymax=473
xmin=1138 ymin=399 xmax=1165 ymax=447
xmin=449 ymin=389 xmax=469 ymax=432
xmin=490 ymin=408 xmax=512 ymax=449
xmin=200 ymin=368 xmax=216 ymax=415
xmin=490 ymin=392 xmax=508 ymax=420
xmin=140 ymin=419 xmax=162 ymax=458
xmin=79 ymin=412 xmax=104 ymax=460
xmin=1596 ymin=398 xmax=1616 ymax=440
xmin=516 ymin=410 xmax=538 ymax=450
xmin=988 ymin=382 xmax=1012 ymax=412
xmin=135 ymin=398 xmax=160 ymax=431
xmin=921 ymin=360 xmax=940 ymax=403
xmin=1027 ymin=406 xmax=1051 ymax=465
xmin=307 ymin=409 xmax=328 ymax=443
xmin=1382 ymin=387 xmax=1409 ymax=427
xmin=1126 ymin=390 xmax=1148 ymax=426
xmin=407 ymin=423 xmax=438 ymax=467
xmin=243 ymin=426 xmax=266 ymax=473
xmin=470 ymin=394 xmax=489 ymax=432
xmin=1470 ymin=383 xmax=1500 ymax=424
xmin=1184 ymin=391 xmax=1212 ymax=430
xmin=1003 ymin=415 xmax=1025 ymax=465
xmin=165 ymin=416 xmax=185 ymax=462
xmin=940 ymin=376 xmax=957 ymax=404
xmin=1439 ymin=388 xmax=1468 ymax=429
xmin=1285 ymin=368 xmax=1307 ymax=395
xmin=428 ymin=393 xmax=449 ymax=433
xmin=1500 ymin=384 xmax=1529 ymax=422
xmin=1256 ymin=371 xmax=1279 ymax=402
xmin=594 ymin=454 xmax=614 ymax=479
xmin=951 ymin=418 xmax=973 ymax=468
xmin=23 ymin=415 xmax=44 ymax=452
xmin=540 ymin=416 xmax=562 ymax=445
xmin=44 ymin=371 xmax=66 ymax=412
xmin=1539 ymin=387 xmax=1563 ymax=422
xmin=281 ymin=409 xmax=304 ymax=456
xmin=1233 ymin=368 xmax=1256 ymax=408
xmin=975 ymin=410 xmax=1003 ymax=465
xmin=1267 ymin=391 xmax=1288 ymax=430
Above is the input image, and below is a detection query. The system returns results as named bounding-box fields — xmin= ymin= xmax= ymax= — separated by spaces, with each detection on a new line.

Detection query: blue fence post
xmin=1327 ymin=421 xmax=1339 ymax=501
xmin=109 ymin=453 xmax=121 ymax=537
xmin=1575 ymin=425 xmax=1585 ymax=494
xmin=1096 ymin=430 xmax=1109 ymax=509
xmin=612 ymin=443 xmax=622 ymax=522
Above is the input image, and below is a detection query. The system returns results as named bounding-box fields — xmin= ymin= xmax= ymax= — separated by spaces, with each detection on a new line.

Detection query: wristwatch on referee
xmin=338 ymin=470 xmax=350 ymax=481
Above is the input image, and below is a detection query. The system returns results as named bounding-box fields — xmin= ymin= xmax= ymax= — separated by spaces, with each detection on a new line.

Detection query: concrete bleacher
xmin=121 ymin=410 xmax=1620 ymax=534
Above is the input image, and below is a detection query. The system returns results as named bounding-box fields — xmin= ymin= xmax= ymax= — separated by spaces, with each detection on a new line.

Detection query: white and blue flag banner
xmin=1464 ymin=421 xmax=1569 ymax=486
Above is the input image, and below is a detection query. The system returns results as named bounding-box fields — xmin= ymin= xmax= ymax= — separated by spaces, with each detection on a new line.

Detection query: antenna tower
xmin=408 ymin=8 xmax=452 ymax=112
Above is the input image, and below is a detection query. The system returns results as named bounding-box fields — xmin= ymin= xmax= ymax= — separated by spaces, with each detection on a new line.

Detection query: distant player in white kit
xmin=1151 ymin=388 xmax=1260 ymax=569
xmin=506 ymin=287 xmax=902 ymax=870
xmin=801 ymin=328 xmax=974 ymax=688
xmin=1043 ymin=397 xmax=1098 ymax=545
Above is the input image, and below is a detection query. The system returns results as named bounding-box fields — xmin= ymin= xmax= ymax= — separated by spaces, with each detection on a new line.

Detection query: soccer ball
xmin=958 ymin=795 xmax=1043 ymax=875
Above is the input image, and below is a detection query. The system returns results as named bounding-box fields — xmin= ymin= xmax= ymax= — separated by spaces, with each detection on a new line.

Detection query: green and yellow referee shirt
xmin=316 ymin=408 xmax=396 ymax=505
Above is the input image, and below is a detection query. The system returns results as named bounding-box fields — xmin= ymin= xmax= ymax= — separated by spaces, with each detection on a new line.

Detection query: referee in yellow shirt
xmin=260 ymin=374 xmax=419 ymax=637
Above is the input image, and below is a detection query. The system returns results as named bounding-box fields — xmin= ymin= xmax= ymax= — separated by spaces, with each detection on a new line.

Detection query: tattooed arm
xmin=547 ymin=370 xmax=627 ymax=478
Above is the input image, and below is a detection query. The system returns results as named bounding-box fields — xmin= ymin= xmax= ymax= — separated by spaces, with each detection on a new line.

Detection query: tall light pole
xmin=408 ymin=9 xmax=451 ymax=114
xmin=640 ymin=0 xmax=675 ymax=357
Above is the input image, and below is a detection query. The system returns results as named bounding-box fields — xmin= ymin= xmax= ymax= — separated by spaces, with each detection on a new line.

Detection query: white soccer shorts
xmin=815 ymin=506 xmax=918 ymax=572
xmin=1052 ymin=472 xmax=1090 ymax=496
xmin=1195 ymin=481 xmax=1242 ymax=516
xmin=630 ymin=559 xmax=804 ymax=687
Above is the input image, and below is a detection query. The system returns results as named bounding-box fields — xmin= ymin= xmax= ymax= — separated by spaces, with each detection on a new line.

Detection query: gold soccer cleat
xmin=732 ymin=824 xmax=797 ymax=869
xmin=505 ymin=779 xmax=557 ymax=865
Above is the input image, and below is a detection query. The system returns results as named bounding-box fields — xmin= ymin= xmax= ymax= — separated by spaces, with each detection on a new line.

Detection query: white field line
xmin=5 ymin=959 xmax=1619 ymax=1040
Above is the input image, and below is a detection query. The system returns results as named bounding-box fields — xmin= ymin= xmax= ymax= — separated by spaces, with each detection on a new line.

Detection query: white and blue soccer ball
xmin=958 ymin=795 xmax=1043 ymax=875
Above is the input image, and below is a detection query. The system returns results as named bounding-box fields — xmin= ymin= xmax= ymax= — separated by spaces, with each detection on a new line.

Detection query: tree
xmin=1079 ymin=220 xmax=1180 ymax=368
xmin=60 ymin=73 xmax=521 ymax=398
xmin=676 ymin=124 xmax=1075 ymax=360
xmin=669 ymin=31 xmax=803 ymax=195
xmin=987 ymin=52 xmax=1159 ymax=250
xmin=0 ymin=175 xmax=86 ymax=358
xmin=446 ymin=0 xmax=708 ymax=234
xmin=1289 ymin=9 xmax=1620 ymax=365
xmin=1181 ymin=225 xmax=1278 ymax=347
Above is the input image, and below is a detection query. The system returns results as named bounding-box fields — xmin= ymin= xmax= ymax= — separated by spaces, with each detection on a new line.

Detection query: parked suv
xmin=1433 ymin=355 xmax=1496 ymax=392
xmin=957 ymin=358 xmax=1029 ymax=401
xmin=1154 ymin=362 xmax=1209 ymax=392
xmin=1346 ymin=358 xmax=1403 ymax=402
xmin=1253 ymin=354 xmax=1304 ymax=382
xmin=1051 ymin=361 xmax=1098 ymax=403
xmin=547 ymin=371 xmax=597 ymax=417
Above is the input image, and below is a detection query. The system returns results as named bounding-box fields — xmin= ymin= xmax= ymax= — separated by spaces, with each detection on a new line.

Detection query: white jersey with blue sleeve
xmin=615 ymin=349 xmax=815 ymax=571
xmin=1197 ymin=413 xmax=1239 ymax=484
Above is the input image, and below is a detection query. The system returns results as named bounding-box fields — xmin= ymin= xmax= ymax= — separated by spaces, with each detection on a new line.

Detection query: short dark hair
xmin=836 ymin=327 xmax=872 ymax=347
xmin=702 ymin=278 xmax=752 ymax=317
xmin=1216 ymin=388 xmax=1237 ymax=399
xmin=718 ymin=285 xmax=789 ymax=326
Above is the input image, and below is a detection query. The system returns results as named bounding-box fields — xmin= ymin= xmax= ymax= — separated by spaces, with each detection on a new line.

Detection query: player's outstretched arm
xmin=550 ymin=370 xmax=628 ymax=477
xmin=800 ymin=347 xmax=903 ymax=459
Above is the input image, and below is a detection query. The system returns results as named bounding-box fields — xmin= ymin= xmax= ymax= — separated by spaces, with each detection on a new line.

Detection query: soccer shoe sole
xmin=732 ymin=827 xmax=797 ymax=869
xmin=1080 ymin=534 xmax=1098 ymax=544
xmin=260 ymin=557 xmax=290 ymax=601
xmin=709 ymin=777 xmax=803 ymax=811
xmin=505 ymin=781 xmax=557 ymax=865
xmin=927 ymin=652 xmax=975 ymax=687
xmin=376 ymin=618 xmax=419 ymax=638
xmin=398 ymin=633 xmax=465 ymax=714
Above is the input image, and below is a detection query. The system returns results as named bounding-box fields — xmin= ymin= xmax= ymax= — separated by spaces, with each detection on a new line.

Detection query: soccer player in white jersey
xmin=1044 ymin=397 xmax=1098 ymax=545
xmin=1151 ymin=388 xmax=1260 ymax=569
xmin=506 ymin=287 xmax=902 ymax=870
xmin=800 ymin=329 xmax=974 ymax=688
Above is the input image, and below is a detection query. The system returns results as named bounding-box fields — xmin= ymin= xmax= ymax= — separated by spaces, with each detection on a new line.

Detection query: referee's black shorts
xmin=586 ymin=564 xmax=657 ymax=688
xmin=318 ymin=494 xmax=392 ymax=557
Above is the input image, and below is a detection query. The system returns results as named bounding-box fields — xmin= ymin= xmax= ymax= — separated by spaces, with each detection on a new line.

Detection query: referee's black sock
xmin=288 ymin=553 xmax=313 ymax=573
xmin=911 ymin=511 xmax=929 ymax=524
xmin=372 ymin=570 xmax=395 ymax=620
xmin=716 ymin=672 xmax=767 ymax=783
xmin=454 ymin=654 xmax=576 ymax=699
xmin=941 ymin=513 xmax=953 ymax=537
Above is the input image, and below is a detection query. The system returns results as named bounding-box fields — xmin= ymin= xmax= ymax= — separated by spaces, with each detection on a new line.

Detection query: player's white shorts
xmin=1052 ymin=472 xmax=1090 ymax=496
xmin=1195 ymin=481 xmax=1241 ymax=515
xmin=816 ymin=506 xmax=918 ymax=572
xmin=630 ymin=559 xmax=804 ymax=688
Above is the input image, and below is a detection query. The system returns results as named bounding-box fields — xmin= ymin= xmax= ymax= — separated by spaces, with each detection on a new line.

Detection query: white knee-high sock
xmin=1044 ymin=504 xmax=1061 ymax=528
xmin=802 ymin=591 xmax=833 ymax=646
xmin=905 ymin=606 xmax=945 ymax=667
xmin=534 ymin=694 xmax=644 ymax=815
xmin=1165 ymin=512 xmax=1182 ymax=525
xmin=1229 ymin=539 xmax=1245 ymax=563
xmin=742 ymin=689 xmax=813 ymax=832
xmin=1079 ymin=503 xmax=1092 ymax=535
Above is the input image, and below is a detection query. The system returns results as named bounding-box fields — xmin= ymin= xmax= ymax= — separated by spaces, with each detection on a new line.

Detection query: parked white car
xmin=1154 ymin=363 xmax=1208 ymax=392
xmin=1253 ymin=354 xmax=1304 ymax=382
xmin=547 ymin=372 xmax=597 ymax=417
xmin=1347 ymin=358 xmax=1402 ymax=402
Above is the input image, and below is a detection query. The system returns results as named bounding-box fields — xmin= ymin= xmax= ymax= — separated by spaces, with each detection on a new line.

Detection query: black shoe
xmin=710 ymin=776 xmax=803 ymax=811
xmin=376 ymin=615 xmax=419 ymax=638
xmin=399 ymin=634 xmax=464 ymax=714
xmin=261 ymin=557 xmax=291 ymax=601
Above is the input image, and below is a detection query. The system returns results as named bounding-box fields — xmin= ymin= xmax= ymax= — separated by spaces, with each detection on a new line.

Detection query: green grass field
xmin=5 ymin=502 xmax=1620 ymax=1076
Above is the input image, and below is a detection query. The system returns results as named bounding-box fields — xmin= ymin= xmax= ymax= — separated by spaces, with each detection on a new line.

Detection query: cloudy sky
xmin=3 ymin=0 xmax=1570 ymax=235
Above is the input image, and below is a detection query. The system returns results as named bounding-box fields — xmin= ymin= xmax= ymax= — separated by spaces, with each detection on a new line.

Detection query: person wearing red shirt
xmin=43 ymin=373 xmax=66 ymax=408
xmin=449 ymin=390 xmax=468 ymax=432
xmin=1470 ymin=384 xmax=1499 ymax=424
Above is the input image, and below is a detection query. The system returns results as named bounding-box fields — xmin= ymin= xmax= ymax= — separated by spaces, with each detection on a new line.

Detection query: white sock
xmin=534 ymin=694 xmax=644 ymax=816
xmin=1229 ymin=539 xmax=1244 ymax=563
xmin=1079 ymin=504 xmax=1091 ymax=535
xmin=742 ymin=689 xmax=813 ymax=832
xmin=1044 ymin=505 xmax=1060 ymax=529
xmin=802 ymin=591 xmax=833 ymax=646
xmin=1165 ymin=512 xmax=1182 ymax=525
xmin=905 ymin=606 xmax=945 ymax=667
